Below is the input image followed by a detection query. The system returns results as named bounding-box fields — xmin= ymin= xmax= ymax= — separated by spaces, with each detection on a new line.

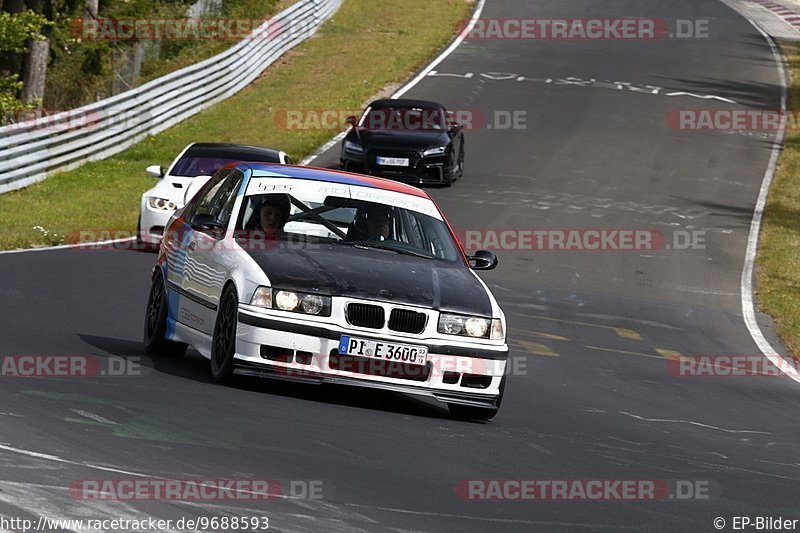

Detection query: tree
xmin=0 ymin=9 xmax=49 ymax=112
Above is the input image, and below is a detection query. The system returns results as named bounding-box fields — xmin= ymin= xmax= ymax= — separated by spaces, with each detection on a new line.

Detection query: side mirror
xmin=449 ymin=122 xmax=461 ymax=133
xmin=345 ymin=115 xmax=357 ymax=127
xmin=468 ymin=250 xmax=498 ymax=270
xmin=146 ymin=164 xmax=164 ymax=178
xmin=191 ymin=213 xmax=225 ymax=237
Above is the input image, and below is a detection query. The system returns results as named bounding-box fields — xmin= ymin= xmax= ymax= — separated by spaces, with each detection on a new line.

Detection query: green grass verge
xmin=0 ymin=0 xmax=472 ymax=250
xmin=757 ymin=42 xmax=800 ymax=357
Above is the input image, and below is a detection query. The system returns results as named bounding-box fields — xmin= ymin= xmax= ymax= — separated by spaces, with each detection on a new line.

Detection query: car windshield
xmin=171 ymin=155 xmax=279 ymax=177
xmin=360 ymin=106 xmax=446 ymax=131
xmin=236 ymin=192 xmax=461 ymax=262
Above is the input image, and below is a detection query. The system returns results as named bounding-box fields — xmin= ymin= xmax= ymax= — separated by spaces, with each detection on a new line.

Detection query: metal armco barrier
xmin=0 ymin=0 xmax=341 ymax=194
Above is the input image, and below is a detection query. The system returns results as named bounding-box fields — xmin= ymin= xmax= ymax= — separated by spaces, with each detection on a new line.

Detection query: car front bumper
xmin=234 ymin=307 xmax=508 ymax=408
xmin=139 ymin=203 xmax=178 ymax=245
xmin=341 ymin=151 xmax=449 ymax=184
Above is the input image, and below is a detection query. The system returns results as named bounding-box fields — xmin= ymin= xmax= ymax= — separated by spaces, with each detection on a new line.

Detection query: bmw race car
xmin=143 ymin=164 xmax=508 ymax=420
xmin=340 ymin=99 xmax=465 ymax=186
xmin=138 ymin=143 xmax=292 ymax=246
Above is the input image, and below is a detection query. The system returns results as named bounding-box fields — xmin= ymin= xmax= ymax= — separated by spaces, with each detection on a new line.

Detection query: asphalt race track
xmin=1 ymin=0 xmax=798 ymax=531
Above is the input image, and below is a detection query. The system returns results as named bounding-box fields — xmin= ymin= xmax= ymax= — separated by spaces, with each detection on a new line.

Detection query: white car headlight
xmin=438 ymin=313 xmax=492 ymax=338
xmin=423 ymin=146 xmax=447 ymax=157
xmin=344 ymin=140 xmax=365 ymax=154
xmin=251 ymin=287 xmax=331 ymax=316
xmin=250 ymin=287 xmax=272 ymax=308
xmin=147 ymin=197 xmax=181 ymax=211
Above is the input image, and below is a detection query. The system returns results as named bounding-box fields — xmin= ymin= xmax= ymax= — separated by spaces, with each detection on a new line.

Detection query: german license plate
xmin=376 ymin=156 xmax=410 ymax=167
xmin=339 ymin=335 xmax=428 ymax=366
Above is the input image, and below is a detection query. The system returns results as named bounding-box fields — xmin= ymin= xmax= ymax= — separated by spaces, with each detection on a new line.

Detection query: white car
xmin=138 ymin=143 xmax=292 ymax=246
xmin=143 ymin=164 xmax=509 ymax=420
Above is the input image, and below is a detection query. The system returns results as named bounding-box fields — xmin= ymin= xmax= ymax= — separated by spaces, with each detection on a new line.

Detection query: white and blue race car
xmin=143 ymin=163 xmax=508 ymax=419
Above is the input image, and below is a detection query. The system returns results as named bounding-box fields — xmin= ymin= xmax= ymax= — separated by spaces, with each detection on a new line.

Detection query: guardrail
xmin=0 ymin=0 xmax=341 ymax=194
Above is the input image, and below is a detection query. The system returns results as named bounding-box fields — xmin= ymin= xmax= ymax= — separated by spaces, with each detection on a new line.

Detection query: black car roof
xmin=367 ymin=99 xmax=445 ymax=110
xmin=184 ymin=143 xmax=282 ymax=161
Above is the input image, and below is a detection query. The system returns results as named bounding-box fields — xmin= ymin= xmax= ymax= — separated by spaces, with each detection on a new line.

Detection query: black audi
xmin=339 ymin=99 xmax=465 ymax=186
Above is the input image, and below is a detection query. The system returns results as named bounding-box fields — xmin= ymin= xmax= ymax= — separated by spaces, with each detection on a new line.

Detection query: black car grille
xmin=388 ymin=308 xmax=427 ymax=334
xmin=346 ymin=303 xmax=385 ymax=329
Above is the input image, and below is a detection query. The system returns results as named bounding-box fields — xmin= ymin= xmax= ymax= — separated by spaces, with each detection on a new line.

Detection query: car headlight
xmin=343 ymin=140 xmax=365 ymax=154
xmin=438 ymin=313 xmax=492 ymax=338
xmin=423 ymin=146 xmax=447 ymax=157
xmin=250 ymin=287 xmax=272 ymax=308
xmin=147 ymin=197 xmax=181 ymax=211
xmin=250 ymin=287 xmax=331 ymax=316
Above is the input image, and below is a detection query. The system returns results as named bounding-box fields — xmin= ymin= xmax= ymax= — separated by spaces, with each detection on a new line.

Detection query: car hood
xmin=244 ymin=243 xmax=492 ymax=316
xmin=348 ymin=129 xmax=449 ymax=151
xmin=144 ymin=175 xmax=212 ymax=205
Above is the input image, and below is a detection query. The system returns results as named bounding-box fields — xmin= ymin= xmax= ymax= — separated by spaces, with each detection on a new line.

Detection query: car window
xmin=171 ymin=155 xmax=279 ymax=177
xmin=237 ymin=193 xmax=460 ymax=262
xmin=360 ymin=106 xmax=445 ymax=131
xmin=195 ymin=170 xmax=243 ymax=227
xmin=184 ymin=170 xmax=229 ymax=221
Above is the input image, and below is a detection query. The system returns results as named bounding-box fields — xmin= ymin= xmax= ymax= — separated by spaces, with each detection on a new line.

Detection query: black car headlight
xmin=422 ymin=146 xmax=447 ymax=157
xmin=343 ymin=140 xmax=365 ymax=155
xmin=438 ymin=313 xmax=504 ymax=340
xmin=250 ymin=287 xmax=331 ymax=316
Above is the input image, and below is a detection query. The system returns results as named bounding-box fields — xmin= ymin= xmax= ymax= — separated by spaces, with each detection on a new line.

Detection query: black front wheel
xmin=143 ymin=270 xmax=187 ymax=357
xmin=210 ymin=285 xmax=239 ymax=383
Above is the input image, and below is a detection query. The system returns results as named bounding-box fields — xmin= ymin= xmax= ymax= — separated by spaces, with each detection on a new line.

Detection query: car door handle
xmin=188 ymin=241 xmax=196 ymax=251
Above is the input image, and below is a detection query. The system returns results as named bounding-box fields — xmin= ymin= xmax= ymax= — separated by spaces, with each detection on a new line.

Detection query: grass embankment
xmin=0 ymin=0 xmax=472 ymax=250
xmin=757 ymin=42 xmax=800 ymax=357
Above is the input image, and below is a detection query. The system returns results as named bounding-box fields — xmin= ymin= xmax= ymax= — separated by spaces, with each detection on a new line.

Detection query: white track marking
xmin=728 ymin=10 xmax=800 ymax=383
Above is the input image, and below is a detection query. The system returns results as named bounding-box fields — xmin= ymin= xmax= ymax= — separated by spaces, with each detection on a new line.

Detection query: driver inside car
xmin=363 ymin=206 xmax=393 ymax=241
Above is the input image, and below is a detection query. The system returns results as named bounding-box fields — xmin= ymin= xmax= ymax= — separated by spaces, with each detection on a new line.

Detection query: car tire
xmin=456 ymin=141 xmax=465 ymax=179
xmin=441 ymin=147 xmax=455 ymax=187
xmin=448 ymin=374 xmax=505 ymax=421
xmin=143 ymin=269 xmax=187 ymax=357
xmin=210 ymin=284 xmax=239 ymax=383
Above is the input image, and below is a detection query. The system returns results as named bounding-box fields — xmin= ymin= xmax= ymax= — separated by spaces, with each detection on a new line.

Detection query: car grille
xmin=346 ymin=303 xmax=385 ymax=329
xmin=388 ymin=308 xmax=427 ymax=334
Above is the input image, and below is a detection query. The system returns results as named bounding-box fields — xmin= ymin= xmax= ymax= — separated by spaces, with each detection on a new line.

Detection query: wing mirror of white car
xmin=468 ymin=250 xmax=498 ymax=270
xmin=146 ymin=165 xmax=164 ymax=178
